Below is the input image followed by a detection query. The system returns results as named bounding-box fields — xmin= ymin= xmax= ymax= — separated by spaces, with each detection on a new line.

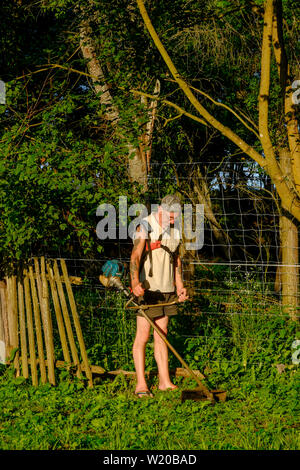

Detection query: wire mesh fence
xmin=1 ymin=160 xmax=298 ymax=375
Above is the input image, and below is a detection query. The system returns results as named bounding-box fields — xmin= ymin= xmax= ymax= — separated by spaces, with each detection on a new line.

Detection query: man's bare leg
xmin=154 ymin=316 xmax=177 ymax=390
xmin=132 ymin=316 xmax=151 ymax=393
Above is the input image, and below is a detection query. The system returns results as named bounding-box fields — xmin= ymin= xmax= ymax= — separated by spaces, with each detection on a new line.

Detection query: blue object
xmin=101 ymin=260 xmax=124 ymax=278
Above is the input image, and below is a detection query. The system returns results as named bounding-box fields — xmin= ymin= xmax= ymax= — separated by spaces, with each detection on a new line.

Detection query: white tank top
xmin=138 ymin=213 xmax=180 ymax=293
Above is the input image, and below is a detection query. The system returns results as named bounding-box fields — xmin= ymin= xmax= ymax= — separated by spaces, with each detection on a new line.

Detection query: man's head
xmin=158 ymin=194 xmax=181 ymax=226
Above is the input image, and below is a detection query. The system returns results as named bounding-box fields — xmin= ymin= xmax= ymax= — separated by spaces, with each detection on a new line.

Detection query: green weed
xmin=0 ymin=269 xmax=299 ymax=450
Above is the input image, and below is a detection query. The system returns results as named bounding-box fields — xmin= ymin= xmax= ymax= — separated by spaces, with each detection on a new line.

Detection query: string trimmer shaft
xmin=99 ymin=273 xmax=227 ymax=403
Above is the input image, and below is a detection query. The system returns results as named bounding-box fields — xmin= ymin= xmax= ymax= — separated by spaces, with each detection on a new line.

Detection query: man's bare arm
xmin=175 ymin=255 xmax=183 ymax=284
xmin=130 ymin=226 xmax=146 ymax=296
xmin=175 ymin=255 xmax=189 ymax=302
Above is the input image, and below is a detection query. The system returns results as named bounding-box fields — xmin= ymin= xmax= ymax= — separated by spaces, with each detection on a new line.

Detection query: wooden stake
xmin=47 ymin=260 xmax=71 ymax=366
xmin=28 ymin=265 xmax=47 ymax=384
xmin=60 ymin=259 xmax=93 ymax=387
xmin=0 ymin=284 xmax=7 ymax=365
xmin=53 ymin=259 xmax=82 ymax=378
xmin=6 ymin=276 xmax=20 ymax=375
xmin=24 ymin=271 xmax=38 ymax=386
xmin=17 ymin=278 xmax=29 ymax=379
xmin=0 ymin=286 xmax=5 ymax=343
xmin=36 ymin=257 xmax=56 ymax=385
xmin=0 ymin=283 xmax=10 ymax=359
xmin=0 ymin=294 xmax=4 ymax=343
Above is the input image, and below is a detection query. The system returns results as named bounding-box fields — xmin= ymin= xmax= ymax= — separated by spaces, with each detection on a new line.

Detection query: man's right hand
xmin=132 ymin=280 xmax=145 ymax=297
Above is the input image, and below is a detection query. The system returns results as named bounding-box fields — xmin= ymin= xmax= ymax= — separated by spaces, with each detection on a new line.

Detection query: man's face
xmin=159 ymin=208 xmax=179 ymax=227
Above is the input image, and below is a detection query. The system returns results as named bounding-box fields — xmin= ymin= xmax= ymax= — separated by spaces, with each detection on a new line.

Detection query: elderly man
xmin=130 ymin=194 xmax=189 ymax=397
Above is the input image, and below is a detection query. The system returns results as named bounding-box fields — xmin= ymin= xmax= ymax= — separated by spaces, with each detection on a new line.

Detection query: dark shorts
xmin=136 ymin=291 xmax=178 ymax=319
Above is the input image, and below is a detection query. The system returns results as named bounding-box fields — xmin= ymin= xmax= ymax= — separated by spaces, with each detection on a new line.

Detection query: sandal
xmin=134 ymin=390 xmax=154 ymax=398
xmin=158 ymin=385 xmax=178 ymax=391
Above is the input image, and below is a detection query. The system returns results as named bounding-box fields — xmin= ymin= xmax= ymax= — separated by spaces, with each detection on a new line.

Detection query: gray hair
xmin=160 ymin=194 xmax=181 ymax=212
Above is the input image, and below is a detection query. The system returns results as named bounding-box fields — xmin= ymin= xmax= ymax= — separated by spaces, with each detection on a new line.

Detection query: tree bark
xmin=279 ymin=149 xmax=299 ymax=320
xmin=193 ymin=166 xmax=234 ymax=260
xmin=80 ymin=20 xmax=160 ymax=191
xmin=80 ymin=21 xmax=148 ymax=189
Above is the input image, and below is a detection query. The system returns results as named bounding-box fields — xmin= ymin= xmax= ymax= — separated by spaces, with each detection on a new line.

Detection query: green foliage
xmin=0 ymin=2 xmax=299 ymax=451
xmin=0 ymin=267 xmax=299 ymax=450
xmin=0 ymin=346 xmax=298 ymax=450
xmin=1 ymin=0 xmax=299 ymax=270
xmin=0 ymin=1 xmax=150 ymax=270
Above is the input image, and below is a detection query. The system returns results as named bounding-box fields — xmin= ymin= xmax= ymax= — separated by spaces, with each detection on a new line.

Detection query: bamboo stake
xmin=17 ymin=278 xmax=29 ymax=379
xmin=0 ymin=283 xmax=10 ymax=358
xmin=41 ymin=256 xmax=55 ymax=385
xmin=24 ymin=271 xmax=38 ymax=386
xmin=0 ymin=286 xmax=6 ymax=365
xmin=6 ymin=276 xmax=20 ymax=375
xmin=106 ymin=367 xmax=205 ymax=379
xmin=32 ymin=273 xmax=82 ymax=285
xmin=47 ymin=260 xmax=71 ymax=366
xmin=33 ymin=258 xmax=43 ymax=306
xmin=53 ymin=259 xmax=82 ymax=378
xmin=36 ymin=257 xmax=56 ymax=385
xmin=23 ymin=358 xmax=105 ymax=374
xmin=0 ymin=288 xmax=4 ymax=343
xmin=0 ymin=292 xmax=3 ymax=337
xmin=60 ymin=259 xmax=93 ymax=387
xmin=28 ymin=265 xmax=47 ymax=384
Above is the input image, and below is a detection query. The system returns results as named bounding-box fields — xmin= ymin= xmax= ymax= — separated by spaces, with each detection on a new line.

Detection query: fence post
xmin=0 ymin=281 xmax=9 ymax=364
xmin=60 ymin=259 xmax=93 ymax=387
xmin=6 ymin=276 xmax=20 ymax=375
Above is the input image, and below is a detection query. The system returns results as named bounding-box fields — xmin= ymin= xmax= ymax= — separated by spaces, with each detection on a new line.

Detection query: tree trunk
xmin=79 ymin=21 xmax=148 ymax=191
xmin=193 ymin=166 xmax=234 ymax=260
xmin=127 ymin=145 xmax=148 ymax=190
xmin=279 ymin=149 xmax=299 ymax=321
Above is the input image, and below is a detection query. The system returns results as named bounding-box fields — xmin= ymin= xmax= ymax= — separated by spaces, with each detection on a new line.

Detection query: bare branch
xmin=136 ymin=0 xmax=266 ymax=169
xmin=258 ymin=0 xmax=276 ymax=163
xmin=136 ymin=0 xmax=300 ymax=221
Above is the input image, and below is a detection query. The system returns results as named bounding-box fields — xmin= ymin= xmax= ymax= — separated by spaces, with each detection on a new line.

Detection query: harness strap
xmin=146 ymin=238 xmax=154 ymax=277
xmin=138 ymin=221 xmax=179 ymax=278
xmin=145 ymin=240 xmax=162 ymax=251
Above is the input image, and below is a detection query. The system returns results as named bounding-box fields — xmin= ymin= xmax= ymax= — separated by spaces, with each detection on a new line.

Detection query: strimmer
xmin=99 ymin=263 xmax=226 ymax=403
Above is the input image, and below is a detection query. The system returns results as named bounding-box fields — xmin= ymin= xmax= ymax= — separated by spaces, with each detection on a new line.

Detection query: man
xmin=130 ymin=194 xmax=189 ymax=397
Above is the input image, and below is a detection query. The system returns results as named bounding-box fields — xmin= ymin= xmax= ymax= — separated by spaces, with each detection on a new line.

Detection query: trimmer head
xmin=181 ymin=388 xmax=227 ymax=403
xmin=99 ymin=274 xmax=130 ymax=296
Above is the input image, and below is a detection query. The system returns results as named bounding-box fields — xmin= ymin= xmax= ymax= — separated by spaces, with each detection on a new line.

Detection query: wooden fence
xmin=0 ymin=257 xmax=96 ymax=387
xmin=0 ymin=256 xmax=206 ymax=387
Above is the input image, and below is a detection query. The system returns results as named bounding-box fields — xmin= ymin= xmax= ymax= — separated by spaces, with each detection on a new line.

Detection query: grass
xmin=0 ymin=359 xmax=298 ymax=450
xmin=0 ymin=265 xmax=299 ymax=450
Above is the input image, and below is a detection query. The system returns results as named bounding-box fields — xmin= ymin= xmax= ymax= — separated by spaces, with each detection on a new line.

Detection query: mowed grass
xmin=0 ymin=269 xmax=299 ymax=451
xmin=0 ymin=364 xmax=298 ymax=450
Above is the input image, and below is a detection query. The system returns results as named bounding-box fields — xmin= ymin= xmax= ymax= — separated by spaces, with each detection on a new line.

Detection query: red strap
xmin=145 ymin=240 xmax=161 ymax=251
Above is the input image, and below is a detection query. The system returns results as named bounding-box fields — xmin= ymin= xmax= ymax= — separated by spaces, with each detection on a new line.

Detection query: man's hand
xmin=131 ymin=279 xmax=145 ymax=297
xmin=176 ymin=285 xmax=189 ymax=302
